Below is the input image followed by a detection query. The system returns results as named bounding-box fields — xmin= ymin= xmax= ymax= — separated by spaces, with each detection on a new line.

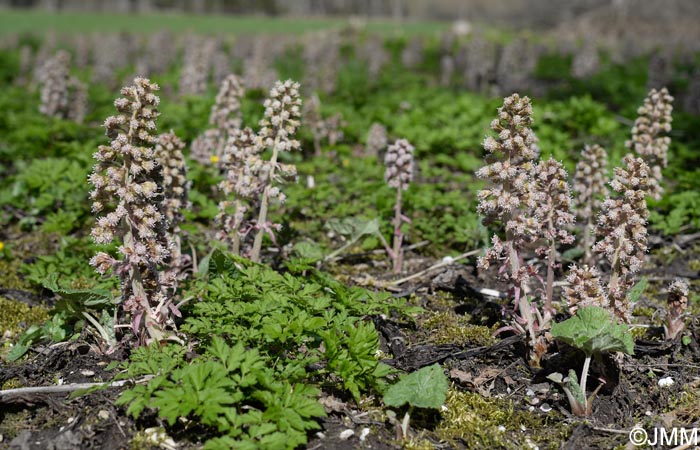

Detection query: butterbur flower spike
xmin=626 ymin=87 xmax=673 ymax=200
xmin=217 ymin=127 xmax=265 ymax=255
xmin=250 ymin=80 xmax=302 ymax=263
xmin=155 ymin=130 xmax=191 ymax=286
xmin=564 ymin=265 xmax=607 ymax=316
xmin=593 ymin=155 xmax=650 ymax=323
xmin=526 ymin=158 xmax=575 ymax=319
xmin=366 ymin=123 xmax=388 ymax=159
xmin=476 ymin=94 xmax=547 ymax=366
xmin=191 ymin=74 xmax=246 ymax=166
xmin=665 ymin=279 xmax=689 ymax=340
xmin=38 ymin=50 xmax=85 ymax=121
xmin=89 ymin=77 xmax=175 ymax=346
xmin=210 ymin=74 xmax=245 ymax=133
xmin=573 ymin=144 xmax=608 ymax=266
xmin=384 ymin=139 xmax=415 ymax=273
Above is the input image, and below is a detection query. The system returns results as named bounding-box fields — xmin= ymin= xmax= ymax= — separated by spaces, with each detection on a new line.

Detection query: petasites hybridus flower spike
xmin=38 ymin=50 xmax=70 ymax=119
xmin=89 ymin=77 xmax=176 ymax=346
xmin=155 ymin=130 xmax=191 ymax=286
xmin=385 ymin=139 xmax=414 ymax=191
xmin=593 ymin=155 xmax=650 ymax=323
xmin=625 ymin=87 xmax=673 ymax=200
xmin=217 ymin=127 xmax=266 ymax=255
xmin=573 ymin=144 xmax=609 ymax=266
xmin=210 ymin=73 xmax=245 ymax=132
xmin=156 ymin=131 xmax=190 ymax=229
xmin=665 ymin=279 xmax=689 ymax=340
xmin=563 ymin=264 xmax=607 ymax=316
xmin=191 ymin=74 xmax=246 ymax=167
xmin=526 ymin=158 xmax=575 ymax=318
xmin=250 ymin=79 xmax=302 ymax=263
xmin=476 ymin=93 xmax=538 ymax=225
xmin=366 ymin=122 xmax=388 ymax=159
xmin=383 ymin=139 xmax=415 ymax=273
xmin=476 ymin=93 xmax=545 ymax=367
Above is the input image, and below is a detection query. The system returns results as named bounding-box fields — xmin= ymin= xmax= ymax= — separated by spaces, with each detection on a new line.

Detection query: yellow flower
xmin=0 ymin=242 xmax=4 ymax=251
xmin=210 ymin=155 xmax=220 ymax=164
xmin=342 ymin=159 xmax=350 ymax=168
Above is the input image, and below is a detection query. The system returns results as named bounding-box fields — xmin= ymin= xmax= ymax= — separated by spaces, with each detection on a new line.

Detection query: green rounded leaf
xmin=383 ymin=364 xmax=448 ymax=409
xmin=551 ymin=306 xmax=634 ymax=356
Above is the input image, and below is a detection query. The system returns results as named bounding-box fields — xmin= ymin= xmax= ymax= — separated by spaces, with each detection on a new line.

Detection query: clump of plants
xmin=114 ymin=251 xmax=409 ymax=448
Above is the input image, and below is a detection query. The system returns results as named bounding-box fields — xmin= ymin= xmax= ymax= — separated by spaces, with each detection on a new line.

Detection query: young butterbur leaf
xmin=383 ymin=364 xmax=448 ymax=409
xmin=551 ymin=306 xmax=634 ymax=356
xmin=625 ymin=276 xmax=648 ymax=304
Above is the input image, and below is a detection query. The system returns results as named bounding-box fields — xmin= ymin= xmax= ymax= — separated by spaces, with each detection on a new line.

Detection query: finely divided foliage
xmin=89 ymin=77 xmax=176 ymax=344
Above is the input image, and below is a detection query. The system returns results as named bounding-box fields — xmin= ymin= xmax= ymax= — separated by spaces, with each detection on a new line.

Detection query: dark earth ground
xmin=1 ymin=231 xmax=699 ymax=450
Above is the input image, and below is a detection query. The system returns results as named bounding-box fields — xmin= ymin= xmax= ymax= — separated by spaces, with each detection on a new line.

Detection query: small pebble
xmin=529 ymin=397 xmax=540 ymax=406
xmin=359 ymin=428 xmax=370 ymax=441
xmin=497 ymin=425 xmax=506 ymax=432
xmin=67 ymin=417 xmax=74 ymax=424
xmin=540 ymin=403 xmax=552 ymax=413
xmin=658 ymin=376 xmax=674 ymax=387
xmin=315 ymin=432 xmax=326 ymax=439
xmin=80 ymin=370 xmax=95 ymax=377
xmin=339 ymin=429 xmax=355 ymax=440
xmin=525 ymin=389 xmax=535 ymax=397
xmin=98 ymin=410 xmax=109 ymax=420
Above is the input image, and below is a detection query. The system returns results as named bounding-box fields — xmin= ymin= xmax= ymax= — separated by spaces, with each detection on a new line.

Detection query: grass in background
xmin=0 ymin=9 xmax=447 ymax=36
